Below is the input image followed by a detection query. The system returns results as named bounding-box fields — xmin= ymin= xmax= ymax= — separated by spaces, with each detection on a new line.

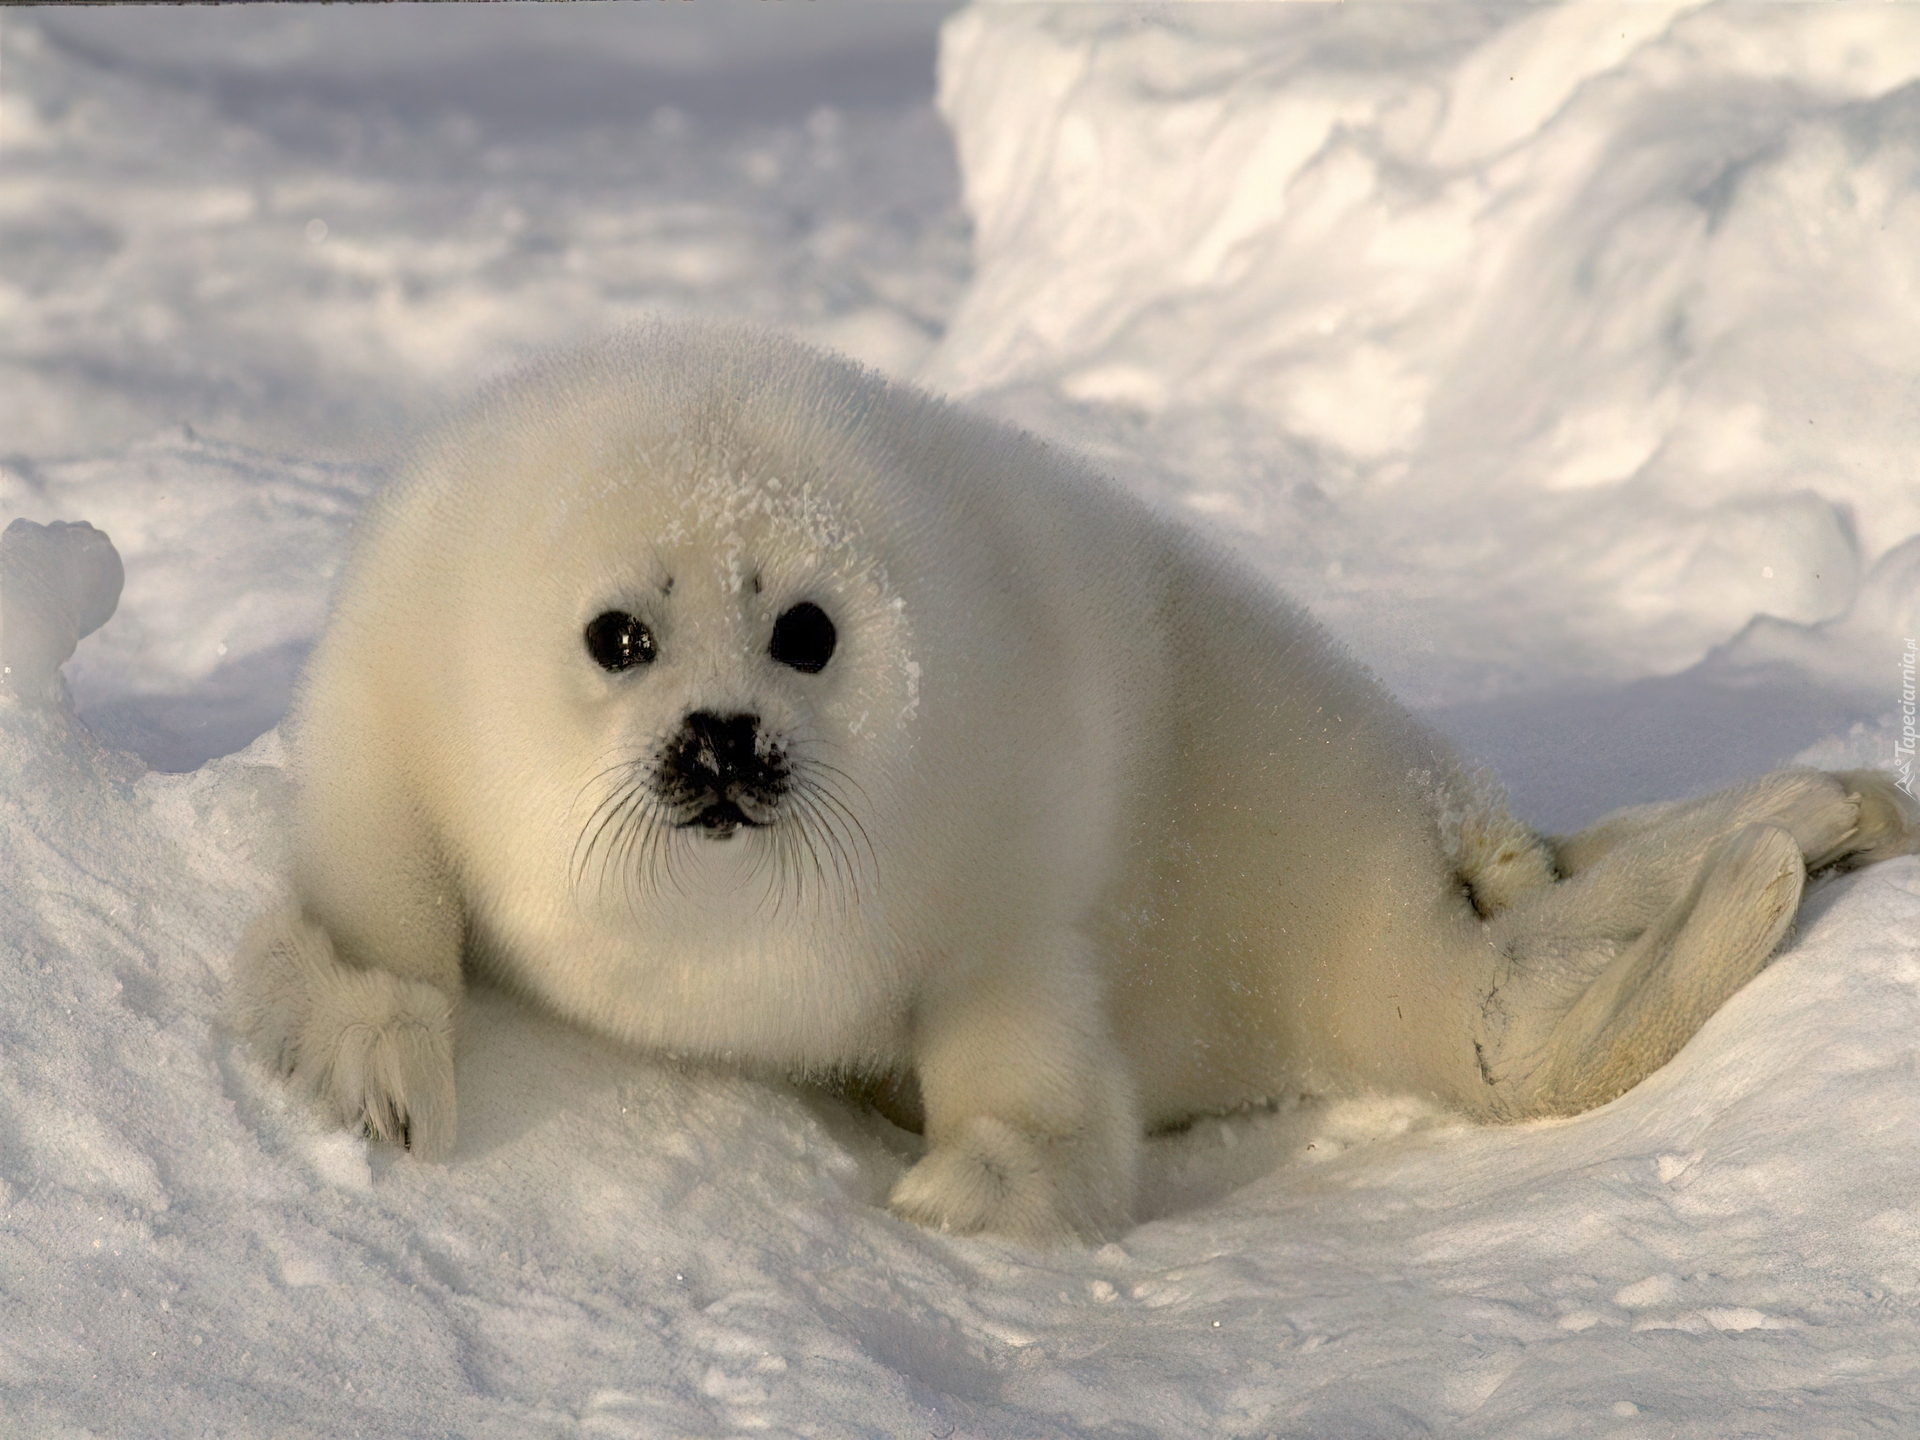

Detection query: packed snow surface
xmin=4 ymin=4 xmax=1920 ymax=1436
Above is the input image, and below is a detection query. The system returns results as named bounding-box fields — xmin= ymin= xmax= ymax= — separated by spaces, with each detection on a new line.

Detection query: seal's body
xmin=233 ymin=325 xmax=1919 ymax=1241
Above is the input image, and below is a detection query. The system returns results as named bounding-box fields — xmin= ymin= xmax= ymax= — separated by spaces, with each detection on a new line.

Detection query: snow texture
xmin=4 ymin=4 xmax=1920 ymax=1436
xmin=0 ymin=519 xmax=123 ymax=700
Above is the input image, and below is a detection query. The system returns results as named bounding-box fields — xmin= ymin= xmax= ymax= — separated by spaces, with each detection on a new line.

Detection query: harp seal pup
xmin=231 ymin=323 xmax=1920 ymax=1243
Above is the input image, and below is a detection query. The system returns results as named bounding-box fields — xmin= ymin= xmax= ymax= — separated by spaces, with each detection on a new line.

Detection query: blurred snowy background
xmin=5 ymin=4 xmax=1920 ymax=1435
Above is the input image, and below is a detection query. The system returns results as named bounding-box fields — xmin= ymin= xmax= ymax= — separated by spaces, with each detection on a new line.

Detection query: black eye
xmin=769 ymin=601 xmax=836 ymax=674
xmin=584 ymin=611 xmax=656 ymax=672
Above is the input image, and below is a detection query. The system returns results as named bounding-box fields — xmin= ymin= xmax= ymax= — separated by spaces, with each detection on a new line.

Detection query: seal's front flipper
xmin=889 ymin=937 xmax=1139 ymax=1244
xmin=230 ymin=907 xmax=458 ymax=1158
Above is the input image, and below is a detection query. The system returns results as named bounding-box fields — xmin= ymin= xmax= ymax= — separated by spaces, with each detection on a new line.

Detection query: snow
xmin=0 ymin=519 xmax=123 ymax=698
xmin=4 ymin=4 xmax=1920 ymax=1435
xmin=929 ymin=4 xmax=1920 ymax=709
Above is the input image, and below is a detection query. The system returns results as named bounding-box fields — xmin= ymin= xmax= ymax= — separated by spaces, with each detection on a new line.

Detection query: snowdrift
xmin=930 ymin=4 xmax=1920 ymax=702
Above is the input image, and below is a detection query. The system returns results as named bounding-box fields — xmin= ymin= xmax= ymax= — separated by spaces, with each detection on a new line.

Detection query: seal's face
xmin=511 ymin=440 xmax=918 ymax=932
xmin=578 ymin=598 xmax=836 ymax=840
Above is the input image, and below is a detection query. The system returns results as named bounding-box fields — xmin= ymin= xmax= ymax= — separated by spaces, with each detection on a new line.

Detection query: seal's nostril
xmin=660 ymin=718 xmax=779 ymax=829
xmin=660 ymin=711 xmax=786 ymax=833
xmin=681 ymin=711 xmax=762 ymax=778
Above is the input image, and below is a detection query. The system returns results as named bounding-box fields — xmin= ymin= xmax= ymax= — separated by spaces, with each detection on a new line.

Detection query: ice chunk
xmin=0 ymin=518 xmax=125 ymax=700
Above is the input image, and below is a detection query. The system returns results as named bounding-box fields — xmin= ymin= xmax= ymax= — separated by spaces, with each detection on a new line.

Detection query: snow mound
xmin=6 ymin=697 xmax=1920 ymax=1434
xmin=928 ymin=4 xmax=1920 ymax=694
xmin=0 ymin=519 xmax=123 ymax=700
xmin=0 ymin=431 xmax=372 ymax=770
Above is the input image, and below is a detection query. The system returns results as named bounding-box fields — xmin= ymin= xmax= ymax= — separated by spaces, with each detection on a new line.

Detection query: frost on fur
xmin=230 ymin=908 xmax=457 ymax=1158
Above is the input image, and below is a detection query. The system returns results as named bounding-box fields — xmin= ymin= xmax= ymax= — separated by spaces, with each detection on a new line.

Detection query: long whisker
xmin=805 ymin=773 xmax=877 ymax=901
xmin=599 ymin=783 xmax=649 ymax=897
xmin=785 ymin=788 xmax=844 ymax=909
xmin=570 ymin=761 xmax=644 ymax=891
xmin=615 ymin=791 xmax=656 ymax=921
xmin=761 ymin=814 xmax=799 ymax=917
xmin=808 ymin=758 xmax=873 ymax=809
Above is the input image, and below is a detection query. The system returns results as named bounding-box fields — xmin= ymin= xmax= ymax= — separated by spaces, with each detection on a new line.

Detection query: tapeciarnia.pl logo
xmin=1897 ymin=638 xmax=1917 ymax=798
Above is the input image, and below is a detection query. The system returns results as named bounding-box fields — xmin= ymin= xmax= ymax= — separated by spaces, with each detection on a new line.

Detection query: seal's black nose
xmin=657 ymin=709 xmax=789 ymax=839
xmin=674 ymin=711 xmax=762 ymax=786
xmin=659 ymin=712 xmax=789 ymax=834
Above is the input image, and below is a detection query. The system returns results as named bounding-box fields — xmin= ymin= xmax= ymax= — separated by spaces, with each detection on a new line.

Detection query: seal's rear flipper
xmin=1513 ymin=823 xmax=1803 ymax=1115
xmin=1828 ymin=769 xmax=1920 ymax=869
xmin=1476 ymin=766 xmax=1920 ymax=1120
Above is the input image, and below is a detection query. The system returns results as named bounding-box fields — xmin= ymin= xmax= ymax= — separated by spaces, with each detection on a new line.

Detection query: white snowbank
xmin=0 ymin=434 xmax=369 ymax=770
xmin=929 ymin=4 xmax=1920 ymax=698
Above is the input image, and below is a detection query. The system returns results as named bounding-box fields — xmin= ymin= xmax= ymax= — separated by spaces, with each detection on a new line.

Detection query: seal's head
xmin=373 ymin=328 xmax=928 ymax=941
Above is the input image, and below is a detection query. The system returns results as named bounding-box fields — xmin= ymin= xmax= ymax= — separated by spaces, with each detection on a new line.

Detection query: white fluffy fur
xmin=231 ymin=323 xmax=1920 ymax=1241
xmin=231 ymin=909 xmax=456 ymax=1155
